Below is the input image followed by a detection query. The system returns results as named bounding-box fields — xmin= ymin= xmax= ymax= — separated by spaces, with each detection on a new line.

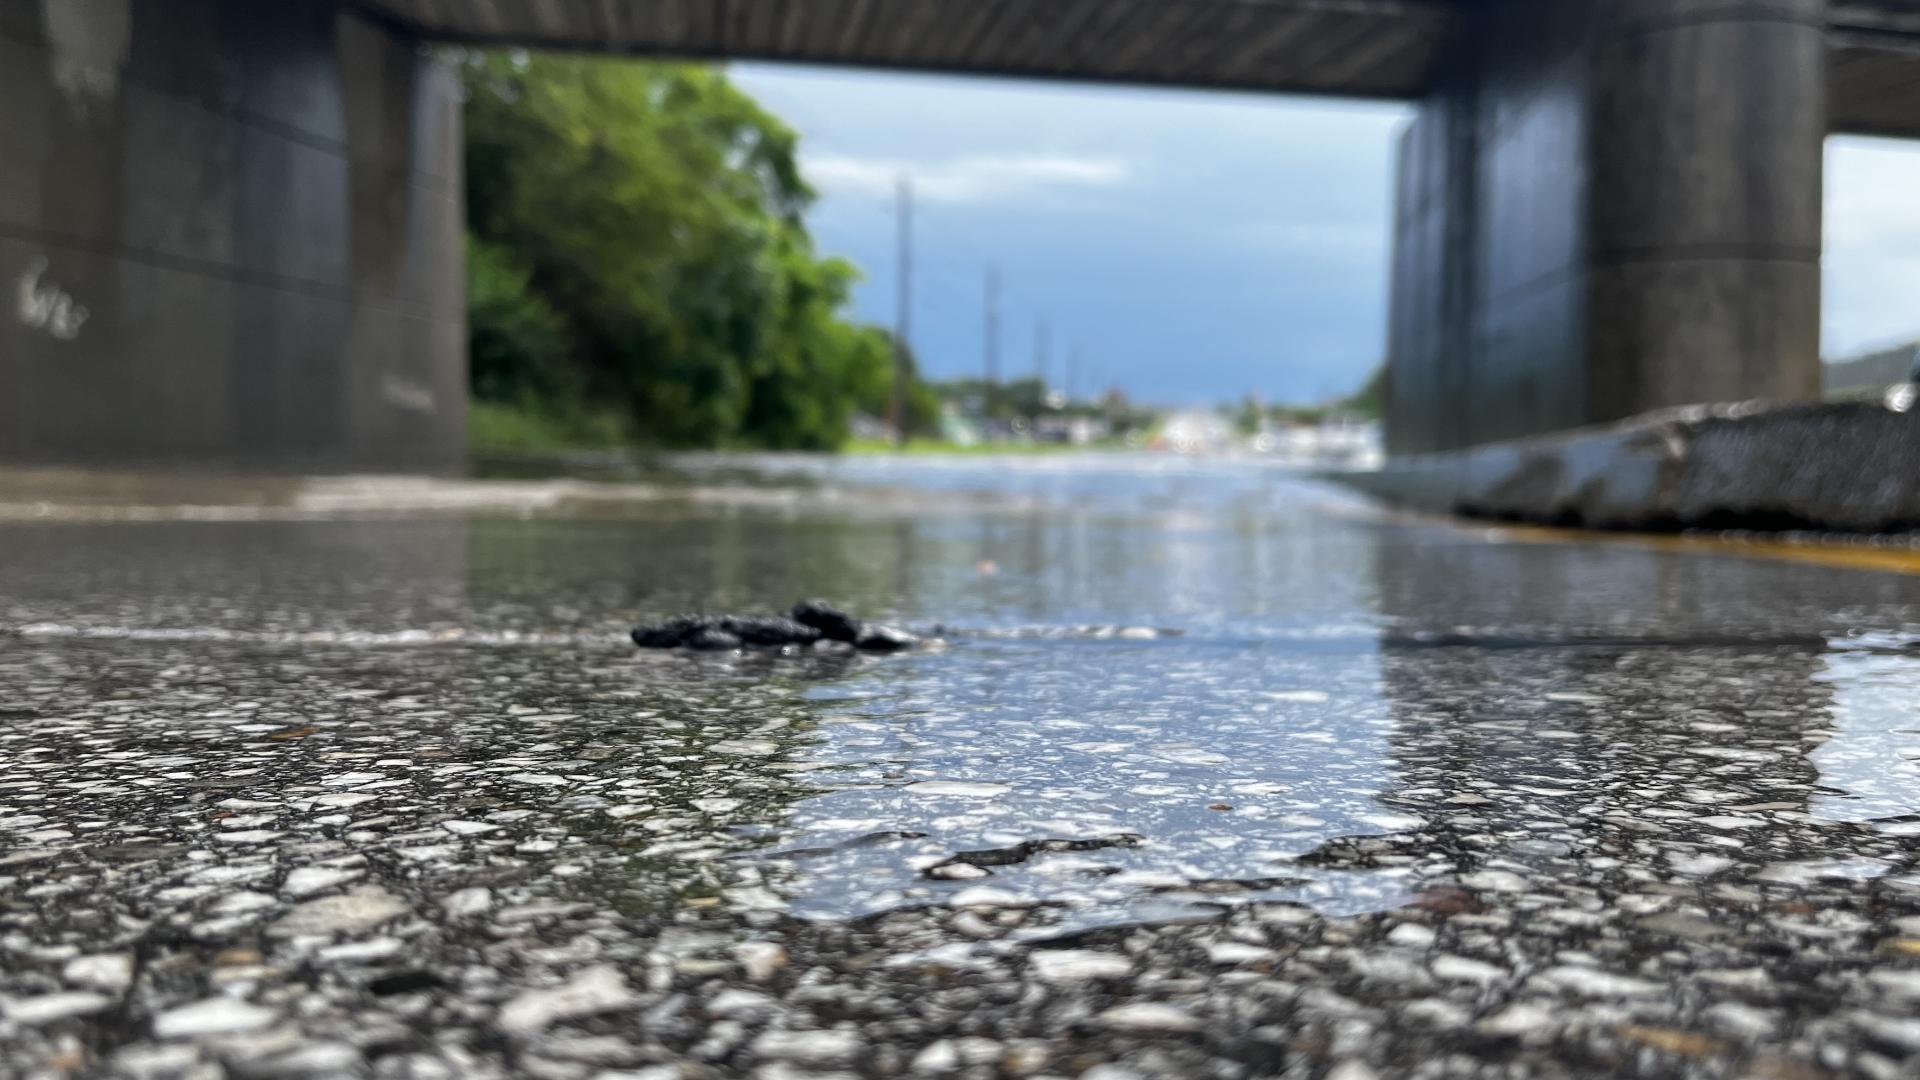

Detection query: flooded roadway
xmin=5 ymin=455 xmax=1920 ymax=1078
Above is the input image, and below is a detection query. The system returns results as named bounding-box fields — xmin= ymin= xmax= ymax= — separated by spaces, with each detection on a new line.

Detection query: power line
xmin=1034 ymin=319 xmax=1050 ymax=390
xmin=889 ymin=174 xmax=912 ymax=446
xmin=984 ymin=266 xmax=1000 ymax=386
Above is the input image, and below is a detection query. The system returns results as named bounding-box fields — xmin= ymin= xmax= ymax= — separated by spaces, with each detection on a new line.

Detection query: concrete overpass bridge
xmin=5 ymin=0 xmax=1919 ymax=468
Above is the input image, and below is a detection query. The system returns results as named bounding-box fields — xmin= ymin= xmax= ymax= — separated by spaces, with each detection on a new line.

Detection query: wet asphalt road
xmin=6 ymin=455 xmax=1920 ymax=1079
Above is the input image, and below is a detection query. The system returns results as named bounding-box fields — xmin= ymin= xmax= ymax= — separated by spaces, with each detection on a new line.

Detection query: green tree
xmin=848 ymin=332 xmax=942 ymax=438
xmin=467 ymin=237 xmax=574 ymax=406
xmin=1229 ymin=394 xmax=1264 ymax=436
xmin=1340 ymin=365 xmax=1386 ymax=420
xmin=460 ymin=52 xmax=910 ymax=450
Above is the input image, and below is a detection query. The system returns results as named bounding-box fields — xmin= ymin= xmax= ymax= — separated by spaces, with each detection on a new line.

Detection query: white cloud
xmin=804 ymin=152 xmax=1133 ymax=204
xmin=1825 ymin=137 xmax=1920 ymax=357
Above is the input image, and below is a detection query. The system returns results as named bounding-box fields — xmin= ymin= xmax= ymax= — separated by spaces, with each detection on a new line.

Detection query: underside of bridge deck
xmin=354 ymin=0 xmax=1456 ymax=99
xmin=353 ymin=0 xmax=1920 ymax=139
xmin=1831 ymin=2 xmax=1920 ymax=137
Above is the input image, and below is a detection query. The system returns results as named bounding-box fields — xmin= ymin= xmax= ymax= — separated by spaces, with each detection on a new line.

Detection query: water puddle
xmin=1812 ymin=646 xmax=1920 ymax=826
xmin=740 ymin=635 xmax=1416 ymax=930
xmin=8 ymin=457 xmax=1920 ymax=942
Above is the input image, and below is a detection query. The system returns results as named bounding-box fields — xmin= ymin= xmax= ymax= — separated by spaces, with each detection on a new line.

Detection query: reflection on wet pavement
xmin=6 ymin=457 xmax=1920 ymax=1077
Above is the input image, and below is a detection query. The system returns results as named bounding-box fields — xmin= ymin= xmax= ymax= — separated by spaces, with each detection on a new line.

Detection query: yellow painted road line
xmin=1487 ymin=522 xmax=1920 ymax=577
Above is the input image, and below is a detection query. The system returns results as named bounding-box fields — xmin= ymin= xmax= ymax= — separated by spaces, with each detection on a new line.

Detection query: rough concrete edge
xmin=1325 ymin=388 xmax=1920 ymax=534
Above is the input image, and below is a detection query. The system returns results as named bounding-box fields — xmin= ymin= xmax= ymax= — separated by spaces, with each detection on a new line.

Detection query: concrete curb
xmin=1327 ymin=389 xmax=1920 ymax=533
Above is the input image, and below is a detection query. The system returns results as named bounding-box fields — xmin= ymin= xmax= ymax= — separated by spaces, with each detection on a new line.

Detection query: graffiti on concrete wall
xmin=381 ymin=374 xmax=438 ymax=415
xmin=17 ymin=256 xmax=90 ymax=340
xmin=41 ymin=0 xmax=131 ymax=119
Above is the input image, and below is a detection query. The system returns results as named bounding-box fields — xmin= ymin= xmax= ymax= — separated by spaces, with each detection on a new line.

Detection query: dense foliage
xmin=462 ymin=53 xmax=925 ymax=450
xmin=1342 ymin=365 xmax=1385 ymax=420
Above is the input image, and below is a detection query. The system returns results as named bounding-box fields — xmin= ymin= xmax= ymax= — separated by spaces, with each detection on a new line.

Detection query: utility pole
xmin=890 ymin=174 xmax=912 ymax=447
xmin=984 ymin=266 xmax=1000 ymax=425
xmin=1068 ymin=345 xmax=1083 ymax=403
xmin=1034 ymin=320 xmax=1049 ymax=390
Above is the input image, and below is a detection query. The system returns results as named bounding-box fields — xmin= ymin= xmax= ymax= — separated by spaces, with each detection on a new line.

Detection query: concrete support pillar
xmin=1385 ymin=0 xmax=1828 ymax=455
xmin=0 ymin=0 xmax=467 ymax=471
xmin=1587 ymin=0 xmax=1827 ymax=421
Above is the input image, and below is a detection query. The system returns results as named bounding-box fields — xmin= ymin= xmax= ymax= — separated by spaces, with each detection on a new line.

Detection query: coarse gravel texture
xmin=5 ymin=456 xmax=1920 ymax=1079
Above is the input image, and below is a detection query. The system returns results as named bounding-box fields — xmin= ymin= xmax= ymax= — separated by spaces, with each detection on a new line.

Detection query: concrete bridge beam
xmin=1386 ymin=0 xmax=1829 ymax=455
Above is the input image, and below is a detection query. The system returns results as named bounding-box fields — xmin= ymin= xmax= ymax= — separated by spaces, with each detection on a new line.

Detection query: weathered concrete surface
xmin=1340 ymin=390 xmax=1920 ymax=532
xmin=1385 ymin=0 xmax=1826 ymax=455
xmin=0 ymin=0 xmax=466 ymax=471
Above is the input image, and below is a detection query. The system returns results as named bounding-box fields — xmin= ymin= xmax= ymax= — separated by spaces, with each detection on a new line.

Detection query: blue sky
xmin=732 ymin=65 xmax=1920 ymax=407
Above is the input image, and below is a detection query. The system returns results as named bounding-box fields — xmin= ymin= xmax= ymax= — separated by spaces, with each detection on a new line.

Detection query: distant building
xmin=1249 ymin=416 xmax=1382 ymax=468
xmin=1158 ymin=410 xmax=1233 ymax=453
xmin=1032 ymin=414 xmax=1107 ymax=445
xmin=1824 ymin=339 xmax=1920 ymax=396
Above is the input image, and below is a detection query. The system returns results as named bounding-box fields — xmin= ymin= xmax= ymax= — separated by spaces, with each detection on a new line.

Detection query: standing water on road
xmin=6 ymin=454 xmax=1920 ymax=1077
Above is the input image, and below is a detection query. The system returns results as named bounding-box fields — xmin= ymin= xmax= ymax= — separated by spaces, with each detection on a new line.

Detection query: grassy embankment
xmin=841 ymin=437 xmax=1135 ymax=455
xmin=467 ymin=401 xmax=636 ymax=455
xmin=472 ymin=401 xmax=1134 ymax=457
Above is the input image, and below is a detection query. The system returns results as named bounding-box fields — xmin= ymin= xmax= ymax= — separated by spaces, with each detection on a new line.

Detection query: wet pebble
xmin=750 ymin=1028 xmax=863 ymax=1065
xmin=268 ymin=887 xmax=408 ymax=938
xmin=1098 ymin=1003 xmax=1202 ymax=1033
xmin=3 ymin=992 xmax=113 ymax=1025
xmin=62 ymin=953 xmax=133 ymax=993
xmin=497 ymin=966 xmax=640 ymax=1035
xmin=1030 ymin=950 xmax=1132 ymax=983
xmin=152 ymin=997 xmax=278 ymax=1038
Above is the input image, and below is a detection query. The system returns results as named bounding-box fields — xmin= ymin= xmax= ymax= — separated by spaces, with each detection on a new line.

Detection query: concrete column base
xmin=1336 ymin=390 xmax=1920 ymax=534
